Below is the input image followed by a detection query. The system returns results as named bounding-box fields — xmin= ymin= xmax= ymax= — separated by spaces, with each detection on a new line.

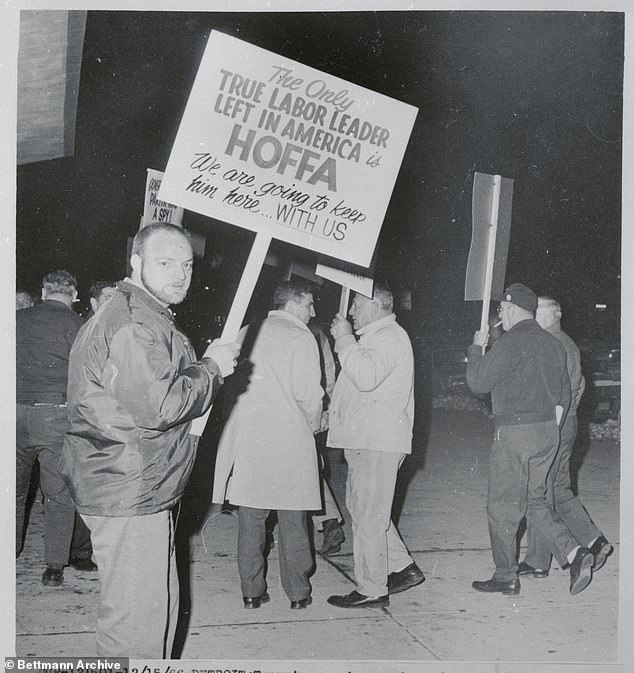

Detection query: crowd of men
xmin=16 ymin=223 xmax=612 ymax=657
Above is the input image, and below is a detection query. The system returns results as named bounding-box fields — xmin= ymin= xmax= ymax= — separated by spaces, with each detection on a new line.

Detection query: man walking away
xmin=467 ymin=283 xmax=594 ymax=597
xmin=16 ymin=271 xmax=84 ymax=586
xmin=519 ymin=296 xmax=613 ymax=578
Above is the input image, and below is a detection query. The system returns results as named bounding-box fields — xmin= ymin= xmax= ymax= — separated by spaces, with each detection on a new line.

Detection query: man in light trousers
xmin=326 ymin=284 xmax=425 ymax=608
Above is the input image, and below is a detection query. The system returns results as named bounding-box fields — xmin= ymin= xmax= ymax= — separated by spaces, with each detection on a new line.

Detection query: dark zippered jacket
xmin=16 ymin=299 xmax=85 ymax=403
xmin=467 ymin=318 xmax=571 ymax=426
xmin=59 ymin=280 xmax=223 ymax=516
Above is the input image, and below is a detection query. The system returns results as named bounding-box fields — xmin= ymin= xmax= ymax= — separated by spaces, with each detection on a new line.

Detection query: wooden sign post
xmin=190 ymin=231 xmax=271 ymax=436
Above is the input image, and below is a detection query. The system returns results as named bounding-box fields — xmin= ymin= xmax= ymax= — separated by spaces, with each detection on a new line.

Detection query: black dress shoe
xmin=589 ymin=535 xmax=613 ymax=571
xmin=569 ymin=547 xmax=593 ymax=595
xmin=327 ymin=590 xmax=389 ymax=608
xmin=42 ymin=566 xmax=64 ymax=587
xmin=243 ymin=591 xmax=270 ymax=609
xmin=388 ymin=562 xmax=425 ymax=594
xmin=290 ymin=596 xmax=312 ymax=609
xmin=69 ymin=556 xmax=98 ymax=572
xmin=517 ymin=561 xmax=549 ymax=578
xmin=472 ymin=578 xmax=520 ymax=595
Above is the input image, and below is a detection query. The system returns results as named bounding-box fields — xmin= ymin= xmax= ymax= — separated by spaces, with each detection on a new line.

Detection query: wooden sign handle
xmin=190 ymin=231 xmax=272 ymax=437
xmin=339 ymin=286 xmax=350 ymax=316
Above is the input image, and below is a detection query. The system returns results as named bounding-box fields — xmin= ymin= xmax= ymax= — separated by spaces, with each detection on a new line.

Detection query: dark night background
xmin=15 ymin=10 xmax=624 ymax=350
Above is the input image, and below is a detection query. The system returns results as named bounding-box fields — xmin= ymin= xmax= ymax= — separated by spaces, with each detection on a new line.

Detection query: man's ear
xmin=130 ymin=253 xmax=142 ymax=276
xmin=90 ymin=297 xmax=98 ymax=314
xmin=285 ymin=297 xmax=299 ymax=318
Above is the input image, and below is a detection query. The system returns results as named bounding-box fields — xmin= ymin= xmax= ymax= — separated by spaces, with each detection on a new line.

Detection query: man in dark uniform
xmin=16 ymin=270 xmax=85 ymax=586
xmin=467 ymin=283 xmax=595 ymax=596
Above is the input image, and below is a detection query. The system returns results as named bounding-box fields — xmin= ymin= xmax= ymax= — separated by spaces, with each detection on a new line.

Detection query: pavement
xmin=11 ymin=409 xmax=622 ymax=670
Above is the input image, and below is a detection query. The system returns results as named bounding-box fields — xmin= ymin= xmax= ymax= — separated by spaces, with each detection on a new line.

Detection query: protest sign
xmin=161 ymin=31 xmax=417 ymax=435
xmin=142 ymin=168 xmax=183 ymax=228
xmin=315 ymin=263 xmax=374 ymax=309
xmin=315 ymin=264 xmax=373 ymax=297
xmin=285 ymin=261 xmax=324 ymax=285
xmin=465 ymin=172 xmax=514 ymax=347
xmin=159 ymin=30 xmax=418 ymax=268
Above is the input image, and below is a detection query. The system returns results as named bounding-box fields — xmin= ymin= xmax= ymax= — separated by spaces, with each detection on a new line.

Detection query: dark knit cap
xmin=497 ymin=283 xmax=538 ymax=312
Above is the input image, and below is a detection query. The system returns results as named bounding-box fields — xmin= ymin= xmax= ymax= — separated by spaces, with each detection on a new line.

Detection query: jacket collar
xmin=356 ymin=313 xmax=397 ymax=336
xmin=117 ymin=279 xmax=175 ymax=322
xmin=42 ymin=298 xmax=73 ymax=311
xmin=506 ymin=317 xmax=538 ymax=334
xmin=267 ymin=309 xmax=312 ymax=332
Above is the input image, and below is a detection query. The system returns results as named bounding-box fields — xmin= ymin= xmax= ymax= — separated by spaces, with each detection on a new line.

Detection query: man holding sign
xmin=466 ymin=283 xmax=595 ymax=597
xmin=60 ymin=223 xmax=240 ymax=657
xmin=326 ymin=285 xmax=424 ymax=609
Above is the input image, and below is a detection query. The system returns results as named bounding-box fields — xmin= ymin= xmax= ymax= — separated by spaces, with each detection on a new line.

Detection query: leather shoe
xmin=290 ymin=596 xmax=312 ymax=609
xmin=69 ymin=556 xmax=98 ymax=572
xmin=517 ymin=561 xmax=549 ymax=578
xmin=472 ymin=578 xmax=520 ymax=595
xmin=243 ymin=591 xmax=270 ymax=609
xmin=327 ymin=590 xmax=389 ymax=608
xmin=42 ymin=566 xmax=64 ymax=587
xmin=387 ymin=562 xmax=426 ymax=594
xmin=589 ymin=535 xmax=613 ymax=571
xmin=569 ymin=547 xmax=593 ymax=595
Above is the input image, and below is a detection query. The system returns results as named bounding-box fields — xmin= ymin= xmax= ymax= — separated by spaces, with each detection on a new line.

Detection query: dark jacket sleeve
xmin=103 ymin=322 xmax=222 ymax=431
xmin=466 ymin=341 xmax=513 ymax=394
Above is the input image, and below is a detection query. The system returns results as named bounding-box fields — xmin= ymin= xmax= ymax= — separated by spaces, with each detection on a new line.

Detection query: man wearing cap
xmin=518 ymin=296 xmax=613 ymax=578
xmin=467 ymin=283 xmax=595 ymax=596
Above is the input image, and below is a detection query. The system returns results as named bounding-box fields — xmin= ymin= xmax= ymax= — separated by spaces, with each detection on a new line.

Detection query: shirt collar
xmin=356 ymin=313 xmax=396 ymax=336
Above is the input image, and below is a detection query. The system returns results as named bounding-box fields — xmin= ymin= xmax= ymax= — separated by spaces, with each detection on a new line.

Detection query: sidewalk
xmin=14 ymin=410 xmax=620 ymax=665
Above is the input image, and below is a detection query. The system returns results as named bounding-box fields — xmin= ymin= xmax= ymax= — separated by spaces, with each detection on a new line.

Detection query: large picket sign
xmin=464 ymin=172 xmax=514 ymax=351
xmin=159 ymin=30 xmax=418 ymax=268
xmin=159 ymin=31 xmax=417 ymax=435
